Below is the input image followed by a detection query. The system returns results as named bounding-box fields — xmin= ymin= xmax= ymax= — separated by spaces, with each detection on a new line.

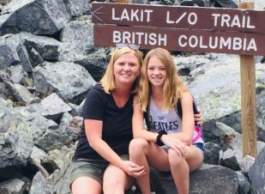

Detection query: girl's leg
xmin=129 ymin=138 xmax=170 ymax=194
xmin=103 ymin=164 xmax=133 ymax=194
xmin=185 ymin=145 xmax=204 ymax=171
xmin=71 ymin=176 xmax=101 ymax=194
xmin=168 ymin=149 xmax=189 ymax=194
xmin=167 ymin=145 xmax=204 ymax=194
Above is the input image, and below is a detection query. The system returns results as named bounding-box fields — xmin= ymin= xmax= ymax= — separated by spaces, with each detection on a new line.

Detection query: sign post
xmin=239 ymin=0 xmax=257 ymax=157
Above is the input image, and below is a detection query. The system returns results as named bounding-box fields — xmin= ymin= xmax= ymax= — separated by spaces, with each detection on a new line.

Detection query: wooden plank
xmin=239 ymin=1 xmax=257 ymax=157
xmin=94 ymin=24 xmax=265 ymax=55
xmin=92 ymin=2 xmax=265 ymax=34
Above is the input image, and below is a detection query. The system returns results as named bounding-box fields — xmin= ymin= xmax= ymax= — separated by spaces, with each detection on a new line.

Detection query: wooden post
xmin=239 ymin=1 xmax=257 ymax=157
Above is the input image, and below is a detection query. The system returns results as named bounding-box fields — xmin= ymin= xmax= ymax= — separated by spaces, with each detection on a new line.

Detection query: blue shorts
xmin=194 ymin=142 xmax=205 ymax=152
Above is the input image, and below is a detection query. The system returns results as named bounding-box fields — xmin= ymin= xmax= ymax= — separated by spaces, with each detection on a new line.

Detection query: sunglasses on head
xmin=115 ymin=43 xmax=140 ymax=50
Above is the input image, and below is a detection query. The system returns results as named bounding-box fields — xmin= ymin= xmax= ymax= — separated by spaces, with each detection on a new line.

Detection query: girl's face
xmin=147 ymin=56 xmax=167 ymax=88
xmin=113 ymin=53 xmax=140 ymax=86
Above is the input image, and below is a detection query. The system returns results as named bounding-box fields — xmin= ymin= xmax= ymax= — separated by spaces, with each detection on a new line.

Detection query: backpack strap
xmin=176 ymin=98 xmax=200 ymax=119
xmin=144 ymin=101 xmax=151 ymax=130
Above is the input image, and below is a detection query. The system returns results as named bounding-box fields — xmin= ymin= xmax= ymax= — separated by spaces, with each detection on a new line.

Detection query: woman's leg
xmin=71 ymin=176 xmax=101 ymax=194
xmin=103 ymin=164 xmax=133 ymax=194
xmin=129 ymin=138 xmax=170 ymax=194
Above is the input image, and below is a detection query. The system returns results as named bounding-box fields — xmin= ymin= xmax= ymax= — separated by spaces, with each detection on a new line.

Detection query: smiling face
xmin=147 ymin=56 xmax=167 ymax=88
xmin=113 ymin=53 xmax=140 ymax=86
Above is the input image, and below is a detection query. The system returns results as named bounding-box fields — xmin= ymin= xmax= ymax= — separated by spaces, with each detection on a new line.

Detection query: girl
xmin=129 ymin=48 xmax=204 ymax=194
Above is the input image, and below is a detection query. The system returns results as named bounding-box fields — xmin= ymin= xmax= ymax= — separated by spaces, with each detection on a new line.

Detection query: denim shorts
xmin=194 ymin=142 xmax=205 ymax=152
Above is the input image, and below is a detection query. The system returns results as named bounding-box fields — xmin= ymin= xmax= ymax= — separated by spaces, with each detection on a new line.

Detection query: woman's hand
xmin=194 ymin=112 xmax=203 ymax=125
xmin=121 ymin=160 xmax=145 ymax=177
xmin=161 ymin=134 xmax=187 ymax=156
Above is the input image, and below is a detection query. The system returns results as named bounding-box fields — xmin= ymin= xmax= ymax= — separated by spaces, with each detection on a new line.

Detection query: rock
xmin=64 ymin=0 xmax=90 ymax=17
xmin=236 ymin=171 xmax=250 ymax=194
xmin=0 ymin=0 xmax=70 ymax=35
xmin=0 ymin=178 xmax=27 ymax=194
xmin=29 ymin=172 xmax=52 ymax=194
xmin=21 ymin=32 xmax=61 ymax=63
xmin=40 ymin=93 xmax=72 ymax=121
xmin=248 ymin=147 xmax=265 ymax=194
xmin=153 ymin=164 xmax=239 ymax=194
xmin=0 ymin=34 xmax=31 ymax=71
xmin=59 ymin=19 xmax=94 ymax=61
xmin=33 ymin=61 xmax=96 ymax=103
xmin=6 ymin=65 xmax=27 ymax=84
xmin=74 ymin=48 xmax=108 ymax=81
xmin=4 ymin=81 xmax=38 ymax=105
xmin=203 ymin=142 xmax=221 ymax=164
xmin=0 ymin=98 xmax=34 ymax=169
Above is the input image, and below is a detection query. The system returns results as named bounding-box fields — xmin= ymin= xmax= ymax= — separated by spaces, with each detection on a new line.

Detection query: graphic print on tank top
xmin=148 ymin=98 xmax=182 ymax=133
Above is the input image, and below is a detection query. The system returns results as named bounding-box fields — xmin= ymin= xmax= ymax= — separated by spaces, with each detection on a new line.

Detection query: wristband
xmin=156 ymin=130 xmax=167 ymax=146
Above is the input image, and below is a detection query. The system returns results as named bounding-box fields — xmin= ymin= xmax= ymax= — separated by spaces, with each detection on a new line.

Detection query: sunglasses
xmin=115 ymin=43 xmax=140 ymax=50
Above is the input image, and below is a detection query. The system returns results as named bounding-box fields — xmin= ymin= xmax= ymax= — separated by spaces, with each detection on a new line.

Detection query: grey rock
xmin=40 ymin=93 xmax=72 ymax=120
xmin=203 ymin=142 xmax=221 ymax=164
xmin=64 ymin=0 xmax=90 ymax=17
xmin=74 ymin=48 xmax=108 ymax=81
xmin=0 ymin=98 xmax=34 ymax=168
xmin=236 ymin=171 xmax=250 ymax=194
xmin=5 ymin=82 xmax=37 ymax=105
xmin=0 ymin=34 xmax=32 ymax=72
xmin=248 ymin=147 xmax=265 ymax=194
xmin=0 ymin=178 xmax=27 ymax=194
xmin=0 ymin=35 xmax=22 ymax=70
xmin=59 ymin=19 xmax=94 ymax=61
xmin=154 ymin=164 xmax=239 ymax=194
xmin=29 ymin=172 xmax=52 ymax=194
xmin=1 ymin=0 xmax=70 ymax=35
xmin=21 ymin=32 xmax=61 ymax=63
xmin=33 ymin=61 xmax=95 ymax=103
xmin=6 ymin=65 xmax=27 ymax=84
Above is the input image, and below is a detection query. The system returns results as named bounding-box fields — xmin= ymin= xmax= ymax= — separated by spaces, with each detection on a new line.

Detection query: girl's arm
xmin=132 ymin=96 xmax=158 ymax=142
xmin=168 ymin=91 xmax=194 ymax=145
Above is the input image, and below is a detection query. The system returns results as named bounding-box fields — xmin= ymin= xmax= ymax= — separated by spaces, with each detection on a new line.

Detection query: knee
xmin=168 ymin=148 xmax=184 ymax=167
xmin=103 ymin=177 xmax=123 ymax=194
xmin=129 ymin=138 xmax=149 ymax=154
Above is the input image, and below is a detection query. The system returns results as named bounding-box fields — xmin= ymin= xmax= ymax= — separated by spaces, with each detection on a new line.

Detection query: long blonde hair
xmin=100 ymin=47 xmax=143 ymax=94
xmin=139 ymin=48 xmax=185 ymax=111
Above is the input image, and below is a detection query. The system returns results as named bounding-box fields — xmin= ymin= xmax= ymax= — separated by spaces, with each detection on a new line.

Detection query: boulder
xmin=32 ymin=61 xmax=96 ymax=103
xmin=0 ymin=0 xmax=70 ymax=35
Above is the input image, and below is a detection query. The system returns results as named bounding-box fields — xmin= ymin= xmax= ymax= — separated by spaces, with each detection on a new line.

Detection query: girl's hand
xmin=121 ymin=160 xmax=145 ymax=177
xmin=161 ymin=135 xmax=187 ymax=156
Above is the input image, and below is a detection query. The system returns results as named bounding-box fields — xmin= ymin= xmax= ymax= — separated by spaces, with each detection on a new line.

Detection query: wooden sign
xmin=95 ymin=24 xmax=265 ymax=55
xmin=92 ymin=2 xmax=265 ymax=34
xmin=92 ymin=2 xmax=265 ymax=55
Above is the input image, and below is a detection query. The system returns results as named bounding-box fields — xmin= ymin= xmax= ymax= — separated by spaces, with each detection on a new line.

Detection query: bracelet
xmin=156 ymin=130 xmax=167 ymax=146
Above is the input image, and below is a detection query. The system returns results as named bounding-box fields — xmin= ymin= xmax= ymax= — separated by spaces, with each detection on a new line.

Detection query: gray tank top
xmin=148 ymin=97 xmax=204 ymax=144
xmin=149 ymin=97 xmax=182 ymax=133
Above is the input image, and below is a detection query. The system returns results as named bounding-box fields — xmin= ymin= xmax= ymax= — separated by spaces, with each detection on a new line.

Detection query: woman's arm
xmin=132 ymin=96 xmax=157 ymax=142
xmin=85 ymin=119 xmax=144 ymax=177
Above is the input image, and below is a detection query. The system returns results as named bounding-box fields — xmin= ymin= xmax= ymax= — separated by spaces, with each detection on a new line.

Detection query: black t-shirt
xmin=73 ymin=84 xmax=133 ymax=160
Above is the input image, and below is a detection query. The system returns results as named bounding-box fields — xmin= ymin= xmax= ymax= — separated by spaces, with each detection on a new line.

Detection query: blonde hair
xmin=100 ymin=47 xmax=143 ymax=94
xmin=139 ymin=48 xmax=185 ymax=111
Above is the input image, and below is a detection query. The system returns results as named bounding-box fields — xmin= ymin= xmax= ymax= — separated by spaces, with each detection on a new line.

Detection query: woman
xmin=129 ymin=48 xmax=204 ymax=194
xmin=70 ymin=47 xmax=145 ymax=194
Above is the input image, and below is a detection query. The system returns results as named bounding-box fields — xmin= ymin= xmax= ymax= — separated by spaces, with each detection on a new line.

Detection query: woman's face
xmin=113 ymin=53 xmax=140 ymax=86
xmin=147 ymin=56 xmax=167 ymax=88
